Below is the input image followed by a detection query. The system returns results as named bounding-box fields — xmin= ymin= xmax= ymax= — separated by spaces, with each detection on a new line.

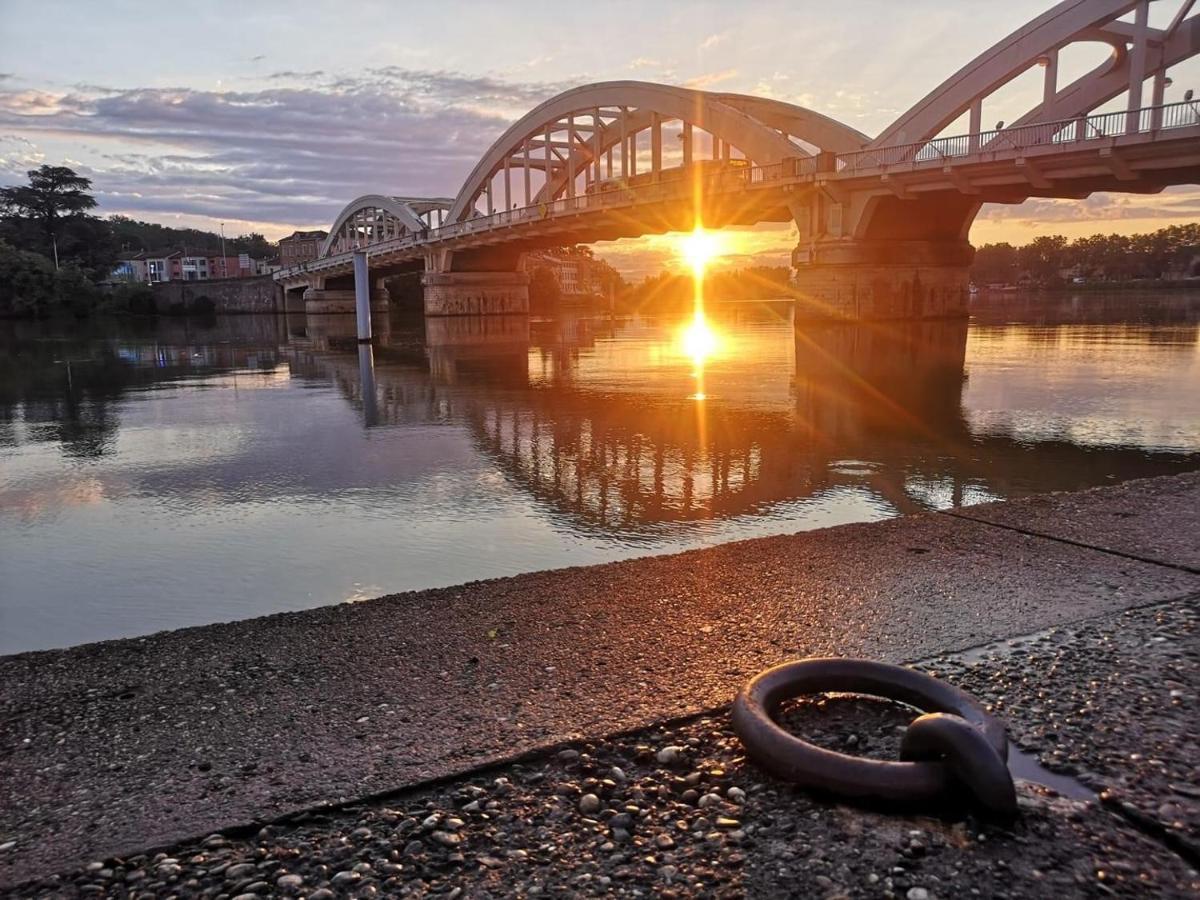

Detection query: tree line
xmin=971 ymin=224 xmax=1200 ymax=286
xmin=0 ymin=165 xmax=275 ymax=317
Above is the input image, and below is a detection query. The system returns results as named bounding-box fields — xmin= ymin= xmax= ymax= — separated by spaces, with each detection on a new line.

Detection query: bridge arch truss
xmin=445 ymin=81 xmax=869 ymax=224
xmin=320 ymin=195 xmax=456 ymax=257
xmin=870 ymin=0 xmax=1199 ymax=153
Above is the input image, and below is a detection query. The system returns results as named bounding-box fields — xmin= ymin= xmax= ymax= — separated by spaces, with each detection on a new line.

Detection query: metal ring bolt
xmin=732 ymin=658 xmax=1017 ymax=817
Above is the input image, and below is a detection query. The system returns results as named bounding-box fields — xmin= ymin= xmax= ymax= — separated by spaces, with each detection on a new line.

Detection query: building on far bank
xmin=522 ymin=248 xmax=609 ymax=301
xmin=110 ymin=252 xmax=147 ymax=283
xmin=279 ymin=230 xmax=328 ymax=268
xmin=180 ymin=254 xmax=210 ymax=281
xmin=110 ymin=250 xmax=264 ymax=283
xmin=206 ymin=254 xmax=258 ymax=280
xmin=145 ymin=251 xmax=183 ymax=283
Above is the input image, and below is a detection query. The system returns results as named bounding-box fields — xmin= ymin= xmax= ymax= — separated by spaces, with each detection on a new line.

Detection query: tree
xmin=1016 ymin=234 xmax=1068 ymax=283
xmin=0 ymin=165 xmax=98 ymax=258
xmin=971 ymin=243 xmax=1019 ymax=284
xmin=529 ymin=265 xmax=562 ymax=310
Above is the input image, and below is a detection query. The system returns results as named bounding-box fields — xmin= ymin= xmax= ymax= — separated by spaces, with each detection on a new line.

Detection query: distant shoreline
xmin=972 ymin=279 xmax=1200 ymax=294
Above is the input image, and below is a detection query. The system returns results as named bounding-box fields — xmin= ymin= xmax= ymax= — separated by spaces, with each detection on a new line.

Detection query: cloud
xmin=976 ymin=187 xmax=1200 ymax=225
xmin=685 ymin=69 xmax=739 ymax=90
xmin=0 ymin=68 xmax=580 ymax=234
xmin=699 ymin=33 xmax=727 ymax=51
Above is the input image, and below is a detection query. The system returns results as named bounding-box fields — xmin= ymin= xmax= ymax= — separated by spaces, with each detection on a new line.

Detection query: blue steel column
xmin=353 ymin=250 xmax=372 ymax=343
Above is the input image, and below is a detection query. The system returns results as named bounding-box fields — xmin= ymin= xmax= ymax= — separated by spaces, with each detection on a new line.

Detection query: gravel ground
xmin=9 ymin=598 xmax=1196 ymax=899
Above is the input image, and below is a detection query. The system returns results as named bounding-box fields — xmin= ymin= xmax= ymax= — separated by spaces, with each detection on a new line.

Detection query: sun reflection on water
xmin=674 ymin=226 xmax=727 ymax=400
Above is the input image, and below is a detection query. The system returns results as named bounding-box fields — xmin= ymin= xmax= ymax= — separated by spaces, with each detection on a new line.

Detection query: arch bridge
xmin=276 ymin=0 xmax=1200 ymax=320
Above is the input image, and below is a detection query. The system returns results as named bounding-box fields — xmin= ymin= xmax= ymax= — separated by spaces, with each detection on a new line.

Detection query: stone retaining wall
xmin=151 ymin=276 xmax=281 ymax=315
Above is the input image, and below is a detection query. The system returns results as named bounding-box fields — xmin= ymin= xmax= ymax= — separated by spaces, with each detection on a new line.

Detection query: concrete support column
xmin=421 ymin=271 xmax=530 ymax=317
xmin=651 ymin=113 xmax=662 ymax=180
xmin=353 ymin=251 xmax=372 ymax=343
xmin=790 ymin=239 xmax=974 ymax=322
xmin=1150 ymin=69 xmax=1167 ymax=131
xmin=968 ymin=99 xmax=982 ymax=153
xmin=1126 ymin=0 xmax=1150 ymax=133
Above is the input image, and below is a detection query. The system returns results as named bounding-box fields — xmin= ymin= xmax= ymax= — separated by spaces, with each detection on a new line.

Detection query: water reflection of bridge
xmin=286 ymin=310 xmax=1197 ymax=535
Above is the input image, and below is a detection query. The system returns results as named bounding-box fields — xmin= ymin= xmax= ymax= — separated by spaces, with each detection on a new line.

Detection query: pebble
xmin=907 ymin=889 xmax=930 ymax=900
xmin=225 ymin=862 xmax=256 ymax=880
xmin=579 ymin=793 xmax=601 ymax=814
xmin=656 ymin=746 xmax=683 ymax=765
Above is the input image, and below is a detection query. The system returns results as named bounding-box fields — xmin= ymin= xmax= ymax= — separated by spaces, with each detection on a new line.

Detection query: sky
xmin=0 ymin=0 xmax=1197 ymax=275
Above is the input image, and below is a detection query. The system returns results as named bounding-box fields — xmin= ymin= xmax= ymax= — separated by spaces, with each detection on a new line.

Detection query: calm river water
xmin=2 ymin=292 xmax=1198 ymax=654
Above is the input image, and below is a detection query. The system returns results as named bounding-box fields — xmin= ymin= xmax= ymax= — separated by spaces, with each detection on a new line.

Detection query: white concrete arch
xmin=870 ymin=0 xmax=1179 ymax=148
xmin=712 ymin=93 xmax=870 ymax=153
xmin=1007 ymin=12 xmax=1200 ymax=131
xmin=446 ymin=81 xmax=852 ymax=223
xmin=320 ymin=195 xmax=434 ymax=257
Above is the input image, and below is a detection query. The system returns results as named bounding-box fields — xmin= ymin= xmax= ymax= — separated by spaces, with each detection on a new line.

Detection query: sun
xmin=678 ymin=226 xmax=726 ymax=277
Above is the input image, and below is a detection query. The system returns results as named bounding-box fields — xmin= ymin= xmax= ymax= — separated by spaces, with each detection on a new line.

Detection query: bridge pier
xmin=791 ymin=240 xmax=973 ymax=322
xmin=421 ymin=271 xmax=530 ymax=317
xmin=303 ymin=287 xmax=389 ymax=316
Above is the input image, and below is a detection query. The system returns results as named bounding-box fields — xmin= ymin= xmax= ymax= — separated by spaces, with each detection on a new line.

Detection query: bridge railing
xmin=835 ymin=100 xmax=1200 ymax=175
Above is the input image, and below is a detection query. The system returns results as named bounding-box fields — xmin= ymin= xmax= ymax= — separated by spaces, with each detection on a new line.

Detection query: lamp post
xmin=219 ymin=223 xmax=227 ymax=279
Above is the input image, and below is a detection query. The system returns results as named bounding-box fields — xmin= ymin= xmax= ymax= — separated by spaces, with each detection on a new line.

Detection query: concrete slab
xmin=951 ymin=471 xmax=1200 ymax=572
xmin=2 ymin=490 xmax=1198 ymax=888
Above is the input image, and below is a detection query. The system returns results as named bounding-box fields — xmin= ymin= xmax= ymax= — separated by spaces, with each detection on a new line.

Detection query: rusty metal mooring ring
xmin=732 ymin=658 xmax=1017 ymax=817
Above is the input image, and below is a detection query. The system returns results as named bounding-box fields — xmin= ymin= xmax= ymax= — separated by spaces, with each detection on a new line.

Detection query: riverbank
xmin=2 ymin=473 xmax=1198 ymax=894
xmin=17 ymin=597 xmax=1197 ymax=898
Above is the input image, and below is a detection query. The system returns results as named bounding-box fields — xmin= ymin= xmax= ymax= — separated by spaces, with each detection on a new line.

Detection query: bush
xmin=0 ymin=240 xmax=113 ymax=317
xmin=0 ymin=239 xmax=58 ymax=316
xmin=98 ymin=283 xmax=158 ymax=316
xmin=54 ymin=264 xmax=102 ymax=316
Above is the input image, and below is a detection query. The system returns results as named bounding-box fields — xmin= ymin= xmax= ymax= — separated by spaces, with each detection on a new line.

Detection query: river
xmin=1 ymin=291 xmax=1197 ymax=653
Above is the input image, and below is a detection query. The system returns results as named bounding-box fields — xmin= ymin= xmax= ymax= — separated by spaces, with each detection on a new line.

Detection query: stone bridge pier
xmin=421 ymin=249 xmax=529 ymax=317
xmin=303 ymin=274 xmax=390 ymax=316
xmin=791 ymin=238 xmax=975 ymax=321
xmin=790 ymin=188 xmax=976 ymax=322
